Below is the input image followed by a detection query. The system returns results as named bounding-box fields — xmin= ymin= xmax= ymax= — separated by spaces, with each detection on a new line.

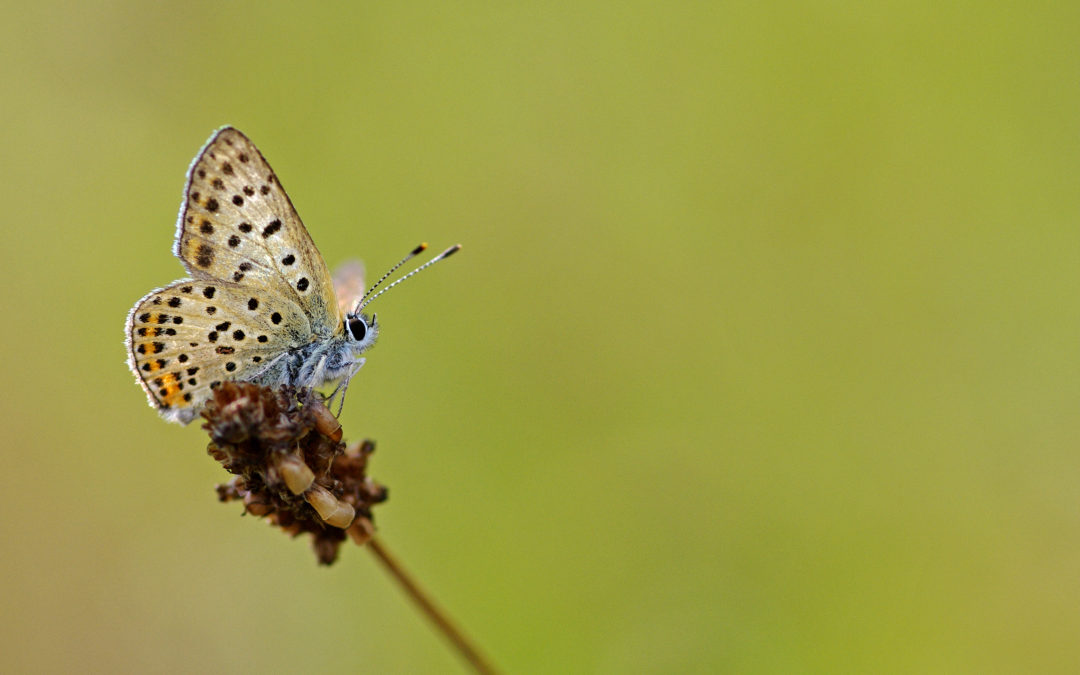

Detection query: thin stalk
xmin=366 ymin=536 xmax=499 ymax=674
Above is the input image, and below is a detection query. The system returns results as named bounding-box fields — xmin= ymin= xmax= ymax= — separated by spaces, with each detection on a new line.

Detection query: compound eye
xmin=347 ymin=318 xmax=367 ymax=341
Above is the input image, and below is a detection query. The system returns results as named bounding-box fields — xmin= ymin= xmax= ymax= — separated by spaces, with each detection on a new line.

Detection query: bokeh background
xmin=3 ymin=2 xmax=1080 ymax=672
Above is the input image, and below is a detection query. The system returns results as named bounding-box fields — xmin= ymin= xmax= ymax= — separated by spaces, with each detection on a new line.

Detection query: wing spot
xmin=225 ymin=362 xmax=237 ymax=372
xmin=216 ymin=322 xmax=231 ymax=331
xmin=187 ymin=367 xmax=199 ymax=376
xmin=210 ymin=381 xmax=221 ymax=389
xmin=270 ymin=312 xmax=282 ymax=325
xmin=206 ymin=198 xmax=219 ymax=212
xmin=206 ymin=306 xmax=217 ymax=315
xmin=262 ymin=219 xmax=282 ymax=237
xmin=296 ymin=277 xmax=309 ymax=292
xmin=248 ymin=298 xmax=259 ymax=310
xmin=233 ymin=330 xmax=245 ymax=341
xmin=187 ymin=378 xmax=196 ymax=386
xmin=196 ymin=244 xmax=214 ymax=268
xmin=239 ymin=262 xmax=252 ymax=271
xmin=172 ymin=316 xmax=183 ymax=325
xmin=260 ymin=184 xmax=270 ymax=195
xmin=243 ymin=186 xmax=255 ymax=196
xmin=232 ymin=195 xmax=244 ymax=206
xmin=233 ymin=271 xmax=244 ymax=282
xmin=181 ymin=285 xmax=193 ymax=293
xmin=138 ymin=312 xmax=151 ymax=323
xmin=222 ymin=162 xmax=234 ymax=175
xmin=216 ymin=346 xmax=235 ymax=355
xmin=203 ymin=287 xmax=216 ymax=299
xmin=212 ymin=178 xmax=225 ymax=190
xmin=228 ymin=235 xmax=241 ymax=247
xmin=154 ymin=314 xmax=170 ymax=324
xmin=239 ymin=222 xmax=252 ymax=233
xmin=199 ymin=220 xmax=214 ymax=235
xmin=183 ymin=393 xmax=192 ymax=402
xmin=152 ymin=297 xmax=161 ymax=305
xmin=178 ymin=354 xmax=188 ymax=363
xmin=239 ymin=153 xmax=249 ymax=163
xmin=281 ymin=254 xmax=295 ymax=266
xmin=164 ymin=328 xmax=176 ymax=336
xmin=192 ymin=191 xmax=201 ymax=201
xmin=167 ymin=297 xmax=181 ymax=308
xmin=197 ymin=169 xmax=206 ymax=178
xmin=208 ymin=331 xmax=218 ymax=342
xmin=257 ymin=335 xmax=268 ymax=343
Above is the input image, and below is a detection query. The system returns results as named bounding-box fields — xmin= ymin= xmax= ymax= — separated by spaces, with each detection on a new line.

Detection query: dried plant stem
xmin=366 ymin=536 xmax=498 ymax=675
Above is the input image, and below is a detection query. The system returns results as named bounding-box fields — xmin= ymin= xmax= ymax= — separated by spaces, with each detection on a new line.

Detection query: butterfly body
xmin=126 ymin=127 xmax=380 ymax=424
xmin=249 ymin=314 xmax=376 ymax=392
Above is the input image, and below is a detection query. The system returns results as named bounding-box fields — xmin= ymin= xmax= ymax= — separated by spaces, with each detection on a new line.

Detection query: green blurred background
xmin=3 ymin=2 xmax=1080 ymax=672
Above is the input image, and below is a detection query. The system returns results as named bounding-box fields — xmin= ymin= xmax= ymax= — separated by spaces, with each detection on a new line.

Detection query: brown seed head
xmin=202 ymin=382 xmax=388 ymax=564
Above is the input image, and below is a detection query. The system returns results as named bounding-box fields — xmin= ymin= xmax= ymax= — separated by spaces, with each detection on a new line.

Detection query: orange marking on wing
xmin=158 ymin=372 xmax=188 ymax=407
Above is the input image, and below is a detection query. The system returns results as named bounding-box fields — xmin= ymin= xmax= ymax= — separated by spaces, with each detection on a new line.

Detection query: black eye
xmin=348 ymin=318 xmax=367 ymax=341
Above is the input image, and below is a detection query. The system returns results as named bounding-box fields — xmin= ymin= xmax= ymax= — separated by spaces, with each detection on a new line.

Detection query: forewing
xmin=332 ymin=259 xmax=366 ymax=315
xmin=173 ymin=127 xmax=342 ymax=334
xmin=126 ymin=279 xmax=311 ymax=424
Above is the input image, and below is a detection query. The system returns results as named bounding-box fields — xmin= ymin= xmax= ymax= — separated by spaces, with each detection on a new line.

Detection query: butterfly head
xmin=341 ymin=243 xmax=460 ymax=354
xmin=345 ymin=312 xmax=378 ymax=354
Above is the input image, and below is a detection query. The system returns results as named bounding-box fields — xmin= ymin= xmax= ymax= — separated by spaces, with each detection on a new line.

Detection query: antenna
xmin=354 ymin=243 xmax=428 ymax=312
xmin=357 ymin=244 xmax=461 ymax=312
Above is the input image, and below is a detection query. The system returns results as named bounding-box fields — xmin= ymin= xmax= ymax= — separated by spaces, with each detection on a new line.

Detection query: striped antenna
xmin=357 ymin=244 xmax=462 ymax=312
xmin=353 ymin=243 xmax=428 ymax=313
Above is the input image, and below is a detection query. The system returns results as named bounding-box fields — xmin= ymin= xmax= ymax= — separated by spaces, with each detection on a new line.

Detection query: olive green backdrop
xmin=3 ymin=2 xmax=1080 ymax=672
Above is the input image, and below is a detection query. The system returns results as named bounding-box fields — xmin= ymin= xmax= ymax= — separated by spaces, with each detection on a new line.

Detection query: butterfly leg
xmin=327 ymin=357 xmax=365 ymax=417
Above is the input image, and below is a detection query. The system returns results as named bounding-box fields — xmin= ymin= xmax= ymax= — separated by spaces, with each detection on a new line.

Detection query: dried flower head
xmin=204 ymin=382 xmax=388 ymax=564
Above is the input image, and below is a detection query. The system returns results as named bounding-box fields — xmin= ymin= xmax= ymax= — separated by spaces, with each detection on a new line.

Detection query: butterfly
xmin=126 ymin=126 xmax=459 ymax=424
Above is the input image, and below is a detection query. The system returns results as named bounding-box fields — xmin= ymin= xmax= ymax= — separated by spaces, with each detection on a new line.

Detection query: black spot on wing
xmin=262 ymin=219 xmax=282 ymax=238
xmin=196 ymin=244 xmax=214 ymax=268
